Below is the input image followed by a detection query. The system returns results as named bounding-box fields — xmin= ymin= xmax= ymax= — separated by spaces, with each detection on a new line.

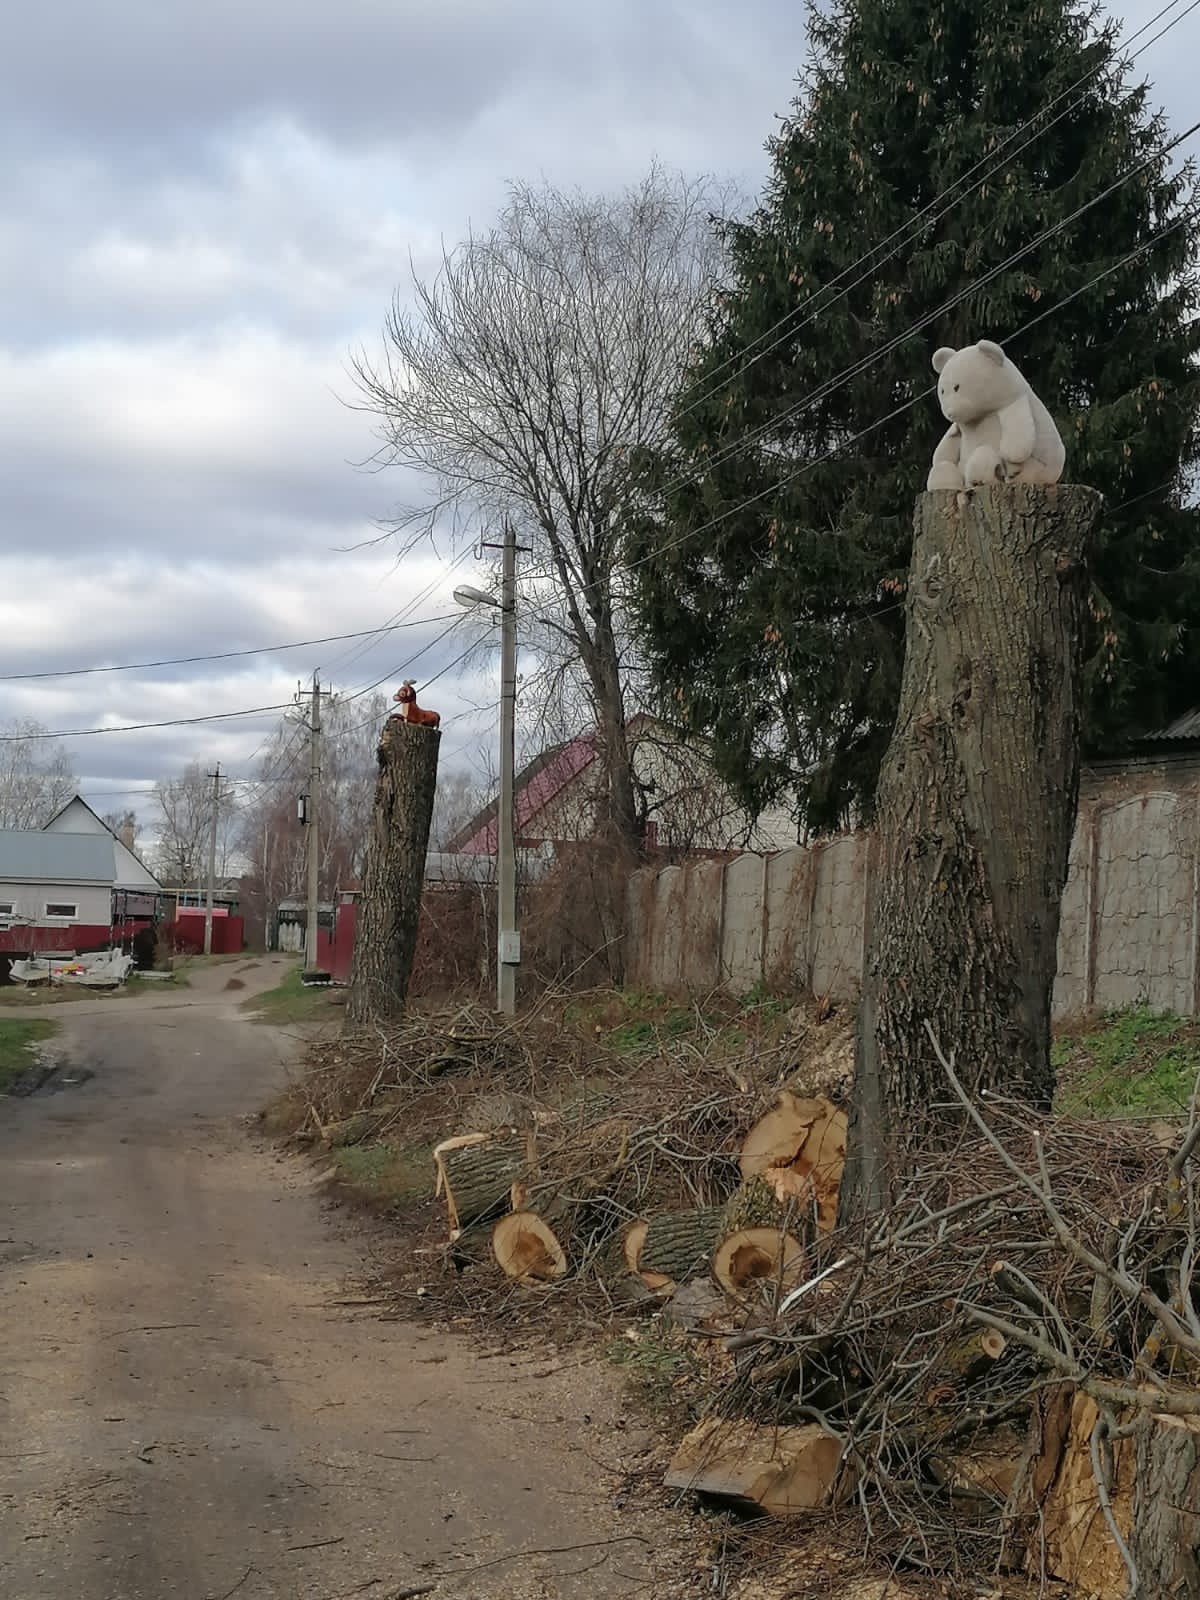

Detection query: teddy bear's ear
xmin=932 ymin=347 xmax=955 ymax=373
xmin=977 ymin=340 xmax=1006 ymax=366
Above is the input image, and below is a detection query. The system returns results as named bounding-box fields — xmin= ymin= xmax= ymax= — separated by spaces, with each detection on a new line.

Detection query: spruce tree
xmin=631 ymin=0 xmax=1200 ymax=833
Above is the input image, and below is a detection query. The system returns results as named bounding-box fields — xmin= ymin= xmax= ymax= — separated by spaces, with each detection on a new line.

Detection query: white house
xmin=0 ymin=831 xmax=120 ymax=934
xmin=0 ymin=797 xmax=165 ymax=961
xmin=42 ymin=796 xmax=161 ymax=897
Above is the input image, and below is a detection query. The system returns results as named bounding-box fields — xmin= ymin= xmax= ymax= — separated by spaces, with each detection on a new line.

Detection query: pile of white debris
xmin=9 ymin=950 xmax=135 ymax=989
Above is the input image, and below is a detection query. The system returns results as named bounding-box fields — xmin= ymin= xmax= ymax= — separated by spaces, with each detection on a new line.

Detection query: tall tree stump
xmin=844 ymin=484 xmax=1103 ymax=1210
xmin=346 ymin=718 xmax=440 ymax=1025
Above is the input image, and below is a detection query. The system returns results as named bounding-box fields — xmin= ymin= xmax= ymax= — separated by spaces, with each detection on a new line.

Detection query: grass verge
xmin=241 ymin=965 xmax=338 ymax=1026
xmin=0 ymin=1018 xmax=59 ymax=1092
xmin=1054 ymin=1003 xmax=1200 ymax=1117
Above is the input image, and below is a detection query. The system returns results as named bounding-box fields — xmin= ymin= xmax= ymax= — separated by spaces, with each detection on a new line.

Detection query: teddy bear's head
xmin=932 ymin=340 xmax=1024 ymax=425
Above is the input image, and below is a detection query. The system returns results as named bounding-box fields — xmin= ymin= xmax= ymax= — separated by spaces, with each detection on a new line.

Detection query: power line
xmin=669 ymin=0 xmax=1200 ymax=425
xmin=342 ymin=635 xmax=485 ymax=735
xmin=0 ymin=701 xmax=296 ymax=742
xmin=654 ymin=115 xmax=1200 ymax=501
xmin=0 ymin=613 xmax=458 ymax=684
xmin=626 ymin=202 xmax=1200 ymax=580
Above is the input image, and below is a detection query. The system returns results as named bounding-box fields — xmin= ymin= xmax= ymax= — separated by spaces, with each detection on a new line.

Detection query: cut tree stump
xmin=634 ymin=1209 xmax=724 ymax=1291
xmin=433 ymin=1132 xmax=532 ymax=1237
xmin=347 ymin=718 xmax=440 ymax=1025
xmin=665 ymin=1416 xmax=850 ymax=1514
xmin=492 ymin=1211 xmax=568 ymax=1284
xmin=712 ymin=1227 xmax=807 ymax=1300
xmin=739 ymin=1092 xmax=847 ymax=1233
xmin=845 ymin=484 xmax=1103 ymax=1212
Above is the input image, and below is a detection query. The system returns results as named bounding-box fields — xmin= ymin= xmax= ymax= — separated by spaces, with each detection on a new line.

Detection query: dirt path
xmin=0 ymin=960 xmax=690 ymax=1600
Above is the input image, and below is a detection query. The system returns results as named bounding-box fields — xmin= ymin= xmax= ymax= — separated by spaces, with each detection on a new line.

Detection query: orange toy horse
xmin=392 ymin=680 xmax=441 ymax=729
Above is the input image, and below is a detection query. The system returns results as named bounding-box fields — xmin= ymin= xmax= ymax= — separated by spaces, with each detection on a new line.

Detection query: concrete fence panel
xmin=1091 ymin=793 xmax=1196 ymax=1015
xmin=764 ymin=846 xmax=812 ymax=989
xmin=681 ymin=859 xmax=724 ymax=991
xmin=649 ymin=865 xmax=687 ymax=992
xmin=809 ymin=834 xmax=868 ymax=1000
xmin=720 ymin=854 xmax=767 ymax=993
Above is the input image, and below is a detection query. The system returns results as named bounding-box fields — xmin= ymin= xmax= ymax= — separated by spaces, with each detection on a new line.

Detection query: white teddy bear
xmin=926 ymin=339 xmax=1065 ymax=492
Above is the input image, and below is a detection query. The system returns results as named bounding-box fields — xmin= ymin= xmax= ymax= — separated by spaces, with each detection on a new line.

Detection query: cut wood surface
xmin=434 ymin=1133 xmax=530 ymax=1236
xmin=1027 ymin=1390 xmax=1134 ymax=1596
xmin=637 ymin=1209 xmax=724 ymax=1287
xmin=739 ymin=1091 xmax=847 ymax=1233
xmin=665 ymin=1416 xmax=849 ymax=1515
xmin=492 ymin=1211 xmax=568 ymax=1284
xmin=622 ymin=1219 xmax=649 ymax=1275
xmin=712 ymin=1227 xmax=807 ymax=1299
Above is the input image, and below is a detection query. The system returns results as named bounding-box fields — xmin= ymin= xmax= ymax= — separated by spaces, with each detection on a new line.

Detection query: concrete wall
xmin=624 ymin=753 xmax=1200 ymax=1018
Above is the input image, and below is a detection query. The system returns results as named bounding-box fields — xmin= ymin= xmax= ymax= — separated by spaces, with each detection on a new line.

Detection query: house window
xmin=0 ymin=900 xmax=13 ymax=925
xmin=44 ymin=902 xmax=78 ymax=921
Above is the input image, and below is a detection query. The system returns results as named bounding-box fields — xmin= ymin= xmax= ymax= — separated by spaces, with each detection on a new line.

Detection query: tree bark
xmin=842 ymin=484 xmax=1103 ymax=1213
xmin=346 ymin=719 xmax=440 ymax=1025
xmin=1130 ymin=1411 xmax=1200 ymax=1596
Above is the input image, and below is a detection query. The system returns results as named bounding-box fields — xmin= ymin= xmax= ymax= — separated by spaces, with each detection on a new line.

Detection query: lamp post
xmin=454 ymin=525 xmax=518 ymax=1015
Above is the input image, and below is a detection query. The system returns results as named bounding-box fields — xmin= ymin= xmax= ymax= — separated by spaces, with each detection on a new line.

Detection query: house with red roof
xmin=445 ymin=715 xmax=796 ymax=858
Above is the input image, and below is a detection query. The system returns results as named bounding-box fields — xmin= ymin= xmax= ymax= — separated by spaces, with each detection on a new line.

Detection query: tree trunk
xmin=346 ymin=719 xmax=440 ymax=1025
xmin=843 ymin=484 xmax=1103 ymax=1213
xmin=1130 ymin=1411 xmax=1200 ymax=1597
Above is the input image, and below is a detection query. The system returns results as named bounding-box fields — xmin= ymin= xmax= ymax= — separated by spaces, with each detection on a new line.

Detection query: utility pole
xmin=454 ymin=526 xmax=523 ymax=1015
xmin=496 ymin=526 xmax=518 ymax=1016
xmin=303 ymin=671 xmax=322 ymax=975
xmin=203 ymin=764 xmax=220 ymax=957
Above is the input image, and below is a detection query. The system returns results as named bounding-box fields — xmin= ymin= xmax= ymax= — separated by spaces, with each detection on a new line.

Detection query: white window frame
xmin=0 ymin=901 xmax=14 ymax=917
xmin=43 ymin=901 xmax=79 ymax=922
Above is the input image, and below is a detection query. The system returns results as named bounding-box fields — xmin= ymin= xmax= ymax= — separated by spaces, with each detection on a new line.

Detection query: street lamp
xmin=454 ymin=530 xmax=518 ymax=1016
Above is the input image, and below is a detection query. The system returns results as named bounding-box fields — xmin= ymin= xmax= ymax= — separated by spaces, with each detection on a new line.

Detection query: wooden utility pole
xmin=843 ymin=483 xmax=1103 ymax=1213
xmin=346 ymin=717 xmax=440 ymax=1025
xmin=303 ymin=672 xmax=322 ymax=976
xmin=203 ymin=764 xmax=220 ymax=957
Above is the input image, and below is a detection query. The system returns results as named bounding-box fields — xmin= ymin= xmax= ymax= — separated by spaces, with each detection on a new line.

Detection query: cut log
xmin=492 ymin=1211 xmax=568 ymax=1284
xmin=433 ymin=1133 xmax=530 ymax=1236
xmin=739 ymin=1092 xmax=847 ymax=1234
xmin=927 ymin=1329 xmax=1007 ymax=1397
xmin=665 ymin=1416 xmax=850 ymax=1514
xmin=712 ymin=1227 xmax=807 ymax=1300
xmin=637 ymin=1210 xmax=724 ymax=1287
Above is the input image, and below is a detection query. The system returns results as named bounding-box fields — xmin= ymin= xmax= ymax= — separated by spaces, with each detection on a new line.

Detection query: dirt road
xmin=0 ymin=960 xmax=688 ymax=1600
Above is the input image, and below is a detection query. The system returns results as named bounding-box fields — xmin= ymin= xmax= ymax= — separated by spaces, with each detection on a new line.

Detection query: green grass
xmin=0 ymin=1018 xmax=59 ymax=1091
xmin=1054 ymin=1004 xmax=1200 ymax=1118
xmin=241 ymin=965 xmax=337 ymax=1026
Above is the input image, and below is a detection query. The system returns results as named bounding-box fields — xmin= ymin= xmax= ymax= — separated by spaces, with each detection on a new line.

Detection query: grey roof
xmin=0 ymin=830 xmax=115 ymax=884
xmin=1141 ymin=708 xmax=1200 ymax=742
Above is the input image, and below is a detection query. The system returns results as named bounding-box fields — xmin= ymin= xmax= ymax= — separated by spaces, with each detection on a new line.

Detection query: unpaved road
xmin=0 ymin=960 xmax=689 ymax=1600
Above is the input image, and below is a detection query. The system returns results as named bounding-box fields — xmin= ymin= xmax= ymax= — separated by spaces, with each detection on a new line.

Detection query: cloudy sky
xmin=0 ymin=0 xmax=1194 ymax=824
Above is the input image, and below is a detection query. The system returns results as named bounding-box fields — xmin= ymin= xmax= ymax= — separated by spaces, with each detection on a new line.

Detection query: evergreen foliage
xmin=631 ymin=0 xmax=1200 ymax=831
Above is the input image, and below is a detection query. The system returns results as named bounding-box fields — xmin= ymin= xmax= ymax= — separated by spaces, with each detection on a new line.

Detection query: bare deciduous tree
xmin=235 ymin=694 xmax=391 ymax=936
xmin=0 ymin=719 xmax=77 ymax=829
xmin=151 ymin=764 xmax=238 ymax=890
xmin=351 ymin=165 xmax=728 ymax=858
